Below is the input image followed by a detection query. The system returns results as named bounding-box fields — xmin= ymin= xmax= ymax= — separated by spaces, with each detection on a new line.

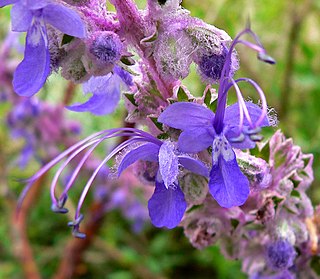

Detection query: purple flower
xmin=67 ymin=66 xmax=133 ymax=115
xmin=118 ymin=140 xmax=209 ymax=229
xmin=19 ymin=128 xmax=208 ymax=236
xmin=266 ymin=239 xmax=296 ymax=271
xmin=159 ymin=28 xmax=274 ymax=208
xmin=88 ymin=31 xmax=123 ymax=65
xmin=2 ymin=0 xmax=86 ymax=96
xmin=250 ymin=271 xmax=295 ymax=279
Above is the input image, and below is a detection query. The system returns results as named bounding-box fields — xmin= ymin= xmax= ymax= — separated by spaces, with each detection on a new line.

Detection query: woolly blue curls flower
xmin=18 ymin=128 xmax=208 ymax=237
xmin=1 ymin=0 xmax=86 ymax=96
xmin=67 ymin=66 xmax=133 ymax=115
xmin=158 ymin=27 xmax=275 ymax=208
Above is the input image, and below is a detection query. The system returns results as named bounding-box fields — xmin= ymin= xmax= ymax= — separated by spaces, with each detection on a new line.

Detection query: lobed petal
xmin=117 ymin=143 xmax=160 ymax=177
xmin=178 ymin=128 xmax=213 ymax=153
xmin=224 ymin=102 xmax=270 ymax=149
xmin=82 ymin=74 xmax=112 ymax=94
xmin=209 ymin=149 xmax=249 ymax=208
xmin=178 ymin=155 xmax=209 ymax=177
xmin=1 ymin=0 xmax=19 ymax=7
xmin=148 ymin=180 xmax=187 ymax=229
xmin=11 ymin=4 xmax=33 ymax=32
xmin=13 ymin=21 xmax=50 ymax=96
xmin=42 ymin=3 xmax=86 ymax=38
xmin=67 ymin=93 xmax=120 ymax=115
xmin=26 ymin=0 xmax=51 ymax=9
xmin=158 ymin=102 xmax=215 ymax=130
xmin=224 ymin=102 xmax=269 ymax=129
xmin=67 ymin=75 xmax=121 ymax=115
xmin=114 ymin=66 xmax=133 ymax=86
xmin=225 ymin=127 xmax=256 ymax=149
xmin=158 ymin=141 xmax=179 ymax=188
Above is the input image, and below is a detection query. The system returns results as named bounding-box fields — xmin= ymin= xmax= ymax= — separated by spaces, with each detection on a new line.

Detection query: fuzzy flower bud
xmin=180 ymin=173 xmax=208 ymax=205
xmin=266 ymin=239 xmax=296 ymax=271
xmin=153 ymin=31 xmax=193 ymax=81
xmin=88 ymin=31 xmax=123 ymax=65
xmin=197 ymin=46 xmax=239 ymax=84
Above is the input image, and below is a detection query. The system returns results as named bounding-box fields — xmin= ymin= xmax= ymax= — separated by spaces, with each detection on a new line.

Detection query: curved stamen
xmin=230 ymin=78 xmax=252 ymax=130
xmin=57 ymin=131 xmax=153 ymax=204
xmin=51 ymin=194 xmax=68 ymax=214
xmin=74 ymin=136 xmax=158 ymax=221
xmin=50 ymin=138 xmax=104 ymax=206
xmin=236 ymin=39 xmax=265 ymax=53
xmin=235 ymin=78 xmax=268 ymax=128
xmin=214 ymin=27 xmax=270 ymax=134
xmin=17 ymin=128 xmax=161 ymax=214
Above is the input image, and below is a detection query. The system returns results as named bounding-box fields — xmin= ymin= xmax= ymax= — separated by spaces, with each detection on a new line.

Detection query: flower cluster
xmin=182 ymin=130 xmax=316 ymax=278
xmin=2 ymin=0 xmax=318 ymax=278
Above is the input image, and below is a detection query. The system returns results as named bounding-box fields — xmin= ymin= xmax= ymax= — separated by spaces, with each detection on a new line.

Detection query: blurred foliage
xmin=0 ymin=0 xmax=319 ymax=278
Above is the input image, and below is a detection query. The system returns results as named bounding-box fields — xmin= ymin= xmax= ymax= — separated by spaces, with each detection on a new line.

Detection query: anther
xmin=229 ymin=133 xmax=245 ymax=143
xmin=72 ymin=228 xmax=86 ymax=239
xmin=68 ymin=214 xmax=84 ymax=227
xmin=246 ymin=127 xmax=261 ymax=135
xmin=51 ymin=203 xmax=69 ymax=214
xmin=51 ymin=195 xmax=69 ymax=214
xmin=258 ymin=52 xmax=276 ymax=65
xmin=250 ymin=134 xmax=264 ymax=142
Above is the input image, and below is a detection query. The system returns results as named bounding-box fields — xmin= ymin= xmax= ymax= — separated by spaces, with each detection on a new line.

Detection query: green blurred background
xmin=0 ymin=0 xmax=319 ymax=278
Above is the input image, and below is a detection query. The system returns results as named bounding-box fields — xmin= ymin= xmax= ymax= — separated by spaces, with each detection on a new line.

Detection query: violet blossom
xmin=18 ymin=128 xmax=208 ymax=236
xmin=159 ymin=28 xmax=274 ymax=208
xmin=6 ymin=1 xmax=318 ymax=277
xmin=1 ymin=0 xmax=86 ymax=96
xmin=67 ymin=66 xmax=133 ymax=115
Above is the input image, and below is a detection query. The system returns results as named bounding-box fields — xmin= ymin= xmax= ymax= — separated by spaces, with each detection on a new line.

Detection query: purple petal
xmin=67 ymin=93 xmax=119 ymax=115
xmin=209 ymin=137 xmax=249 ymax=208
xmin=178 ymin=155 xmax=209 ymax=177
xmin=158 ymin=141 xmax=179 ymax=188
xmin=158 ymin=102 xmax=215 ymax=130
xmin=82 ymin=74 xmax=112 ymax=94
xmin=118 ymin=143 xmax=160 ymax=176
xmin=178 ymin=128 xmax=213 ymax=153
xmin=11 ymin=4 xmax=33 ymax=32
xmin=224 ymin=102 xmax=269 ymax=129
xmin=114 ymin=66 xmax=133 ymax=86
xmin=1 ymin=0 xmax=19 ymax=7
xmin=42 ymin=3 xmax=86 ymax=38
xmin=26 ymin=0 xmax=51 ymax=9
xmin=148 ymin=180 xmax=187 ymax=229
xmin=225 ymin=129 xmax=256 ymax=149
xmin=13 ymin=21 xmax=50 ymax=96
xmin=224 ymin=102 xmax=270 ymax=149
xmin=67 ymin=75 xmax=121 ymax=115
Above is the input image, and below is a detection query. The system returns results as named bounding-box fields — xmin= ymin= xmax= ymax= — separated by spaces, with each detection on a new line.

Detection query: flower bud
xmin=266 ymin=239 xmax=296 ymax=271
xmin=180 ymin=173 xmax=208 ymax=205
xmin=88 ymin=31 xmax=123 ymax=65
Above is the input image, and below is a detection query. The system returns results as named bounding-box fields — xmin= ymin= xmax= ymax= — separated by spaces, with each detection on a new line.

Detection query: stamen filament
xmin=73 ymin=136 xmax=160 ymax=220
xmin=235 ymin=78 xmax=268 ymax=128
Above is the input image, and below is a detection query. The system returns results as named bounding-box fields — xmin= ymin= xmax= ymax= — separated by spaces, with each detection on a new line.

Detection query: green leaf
xmin=61 ymin=34 xmax=74 ymax=46
xmin=157 ymin=133 xmax=169 ymax=140
xmin=186 ymin=204 xmax=203 ymax=213
xmin=204 ymin=90 xmax=211 ymax=107
xmin=150 ymin=117 xmax=163 ymax=131
xmin=177 ymin=87 xmax=189 ymax=102
xmin=311 ymin=256 xmax=320 ymax=275
xmin=124 ymin=93 xmax=137 ymax=106
xmin=120 ymin=56 xmax=135 ymax=66
xmin=272 ymin=196 xmax=284 ymax=210
xmin=290 ymin=190 xmax=301 ymax=198
xmin=231 ymin=219 xmax=240 ymax=230
xmin=141 ymin=30 xmax=158 ymax=43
